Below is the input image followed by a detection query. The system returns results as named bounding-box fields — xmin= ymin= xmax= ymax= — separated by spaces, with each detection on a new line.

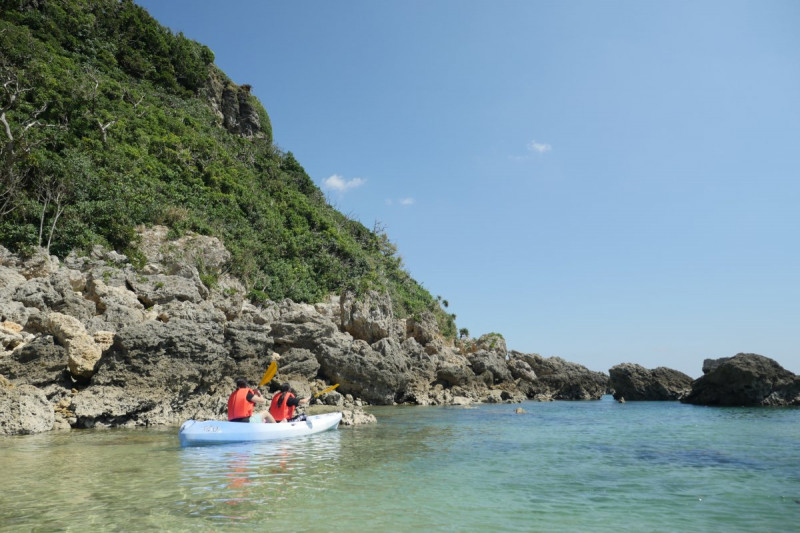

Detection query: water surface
xmin=2 ymin=397 xmax=798 ymax=532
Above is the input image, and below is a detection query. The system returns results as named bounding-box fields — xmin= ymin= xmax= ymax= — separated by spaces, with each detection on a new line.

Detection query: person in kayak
xmin=269 ymin=383 xmax=311 ymax=422
xmin=228 ymin=378 xmax=276 ymax=423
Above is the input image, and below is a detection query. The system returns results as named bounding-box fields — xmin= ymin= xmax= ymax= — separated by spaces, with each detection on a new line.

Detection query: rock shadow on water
xmin=633 ymin=446 xmax=765 ymax=471
xmin=583 ymin=441 xmax=767 ymax=473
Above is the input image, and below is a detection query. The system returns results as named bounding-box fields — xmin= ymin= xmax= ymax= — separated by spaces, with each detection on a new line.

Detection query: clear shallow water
xmin=1 ymin=396 xmax=798 ymax=532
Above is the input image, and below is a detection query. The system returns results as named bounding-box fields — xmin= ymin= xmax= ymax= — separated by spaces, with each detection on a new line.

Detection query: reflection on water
xmin=177 ymin=431 xmax=342 ymax=521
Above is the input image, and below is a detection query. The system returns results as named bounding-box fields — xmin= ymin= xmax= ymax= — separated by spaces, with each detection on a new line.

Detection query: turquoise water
xmin=1 ymin=396 xmax=798 ymax=532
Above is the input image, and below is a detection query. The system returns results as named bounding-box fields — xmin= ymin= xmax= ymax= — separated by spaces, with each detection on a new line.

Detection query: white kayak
xmin=179 ymin=412 xmax=342 ymax=447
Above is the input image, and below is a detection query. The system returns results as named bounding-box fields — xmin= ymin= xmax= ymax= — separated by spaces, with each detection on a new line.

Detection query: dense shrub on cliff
xmin=0 ymin=0 xmax=455 ymax=337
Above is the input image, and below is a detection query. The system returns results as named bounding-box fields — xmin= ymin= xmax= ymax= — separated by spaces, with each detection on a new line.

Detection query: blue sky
xmin=135 ymin=0 xmax=799 ymax=377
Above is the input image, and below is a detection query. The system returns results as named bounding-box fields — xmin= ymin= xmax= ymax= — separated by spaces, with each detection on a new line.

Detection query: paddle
xmin=258 ymin=361 xmax=277 ymax=388
xmin=313 ymin=383 xmax=339 ymax=398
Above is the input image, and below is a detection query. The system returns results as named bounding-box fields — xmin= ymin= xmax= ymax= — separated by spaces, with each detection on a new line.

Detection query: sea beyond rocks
xmin=1 ymin=227 xmax=798 ymax=436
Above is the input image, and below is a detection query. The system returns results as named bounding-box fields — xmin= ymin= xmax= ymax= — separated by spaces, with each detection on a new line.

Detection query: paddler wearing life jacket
xmin=269 ymin=383 xmax=310 ymax=422
xmin=228 ymin=378 xmax=276 ymax=423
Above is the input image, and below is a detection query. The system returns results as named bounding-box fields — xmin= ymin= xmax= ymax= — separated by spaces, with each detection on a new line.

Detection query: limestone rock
xmin=1 ymin=320 xmax=22 ymax=333
xmin=219 ymin=84 xmax=264 ymax=138
xmin=339 ymin=408 xmax=377 ymax=426
xmin=278 ymin=348 xmax=321 ymax=380
xmin=608 ymin=363 xmax=693 ymax=401
xmin=314 ymin=389 xmax=344 ymax=407
xmin=18 ymin=248 xmax=59 ymax=279
xmin=484 ymin=390 xmax=505 ymax=403
xmin=0 ymin=335 xmax=67 ymax=385
xmin=436 ymin=357 xmax=477 ymax=388
xmin=683 ymin=353 xmax=800 ymax=406
xmin=340 ymin=290 xmax=401 ymax=344
xmin=702 ymin=357 xmax=731 ymax=375
xmin=0 ymin=298 xmax=32 ymax=325
xmin=92 ymin=331 xmax=115 ymax=353
xmin=39 ymin=312 xmax=102 ymax=379
xmin=270 ymin=309 xmax=339 ymax=351
xmin=136 ymin=225 xmax=229 ymax=284
xmin=224 ymin=319 xmax=274 ymax=361
xmin=0 ymin=321 xmax=26 ymax=352
xmin=452 ymin=395 xmax=473 ymax=406
xmin=467 ymin=349 xmax=513 ymax=384
xmin=86 ymin=277 xmax=143 ymax=312
xmin=14 ymin=276 xmax=86 ymax=319
xmin=0 ymin=228 xmax=660 ymax=431
xmin=0 ymin=264 xmax=26 ymax=292
xmin=168 ymin=233 xmax=230 ymax=275
xmin=210 ymin=273 xmax=246 ymax=320
xmin=316 ymin=335 xmax=413 ymax=405
xmin=403 ymin=337 xmax=438 ymax=384
xmin=43 ymin=312 xmax=82 ymax=342
xmin=405 ymin=311 xmax=439 ymax=347
xmin=314 ymin=294 xmax=341 ymax=322
xmin=85 ymin=302 xmax=146 ymax=334
xmin=70 ymin=386 xmax=156 ymax=428
xmin=0 ymin=378 xmax=54 ymax=435
xmin=463 ymin=333 xmax=508 ymax=357
xmin=510 ymin=351 xmax=608 ymax=400
xmin=126 ymin=273 xmax=205 ymax=307
xmin=508 ymin=358 xmax=537 ymax=382
xmin=65 ymin=333 xmax=102 ymax=379
xmin=0 ymin=244 xmax=16 ymax=266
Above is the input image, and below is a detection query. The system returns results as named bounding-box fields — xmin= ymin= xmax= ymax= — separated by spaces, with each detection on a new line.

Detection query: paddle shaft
xmin=313 ymin=383 xmax=339 ymax=398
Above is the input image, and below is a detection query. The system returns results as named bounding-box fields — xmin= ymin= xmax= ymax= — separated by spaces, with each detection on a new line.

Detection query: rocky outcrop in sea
xmin=608 ymin=363 xmax=693 ymax=401
xmin=682 ymin=353 xmax=800 ymax=406
xmin=0 ymin=227 xmax=609 ymax=435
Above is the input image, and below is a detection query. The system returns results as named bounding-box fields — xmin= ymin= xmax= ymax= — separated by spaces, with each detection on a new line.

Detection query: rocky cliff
xmin=608 ymin=363 xmax=693 ymax=401
xmin=0 ymin=228 xmax=609 ymax=435
xmin=682 ymin=353 xmax=800 ymax=406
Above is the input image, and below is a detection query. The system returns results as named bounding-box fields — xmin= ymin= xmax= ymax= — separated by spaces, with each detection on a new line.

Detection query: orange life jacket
xmin=269 ymin=391 xmax=296 ymax=421
xmin=227 ymin=388 xmax=255 ymax=420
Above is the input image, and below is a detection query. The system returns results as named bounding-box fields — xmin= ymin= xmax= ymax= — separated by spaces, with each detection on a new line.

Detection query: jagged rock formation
xmin=0 ymin=376 xmax=54 ymax=435
xmin=682 ymin=353 xmax=800 ymax=406
xmin=205 ymin=69 xmax=269 ymax=141
xmin=0 ymin=227 xmax=609 ymax=435
xmin=608 ymin=363 xmax=693 ymax=401
xmin=509 ymin=352 xmax=609 ymax=401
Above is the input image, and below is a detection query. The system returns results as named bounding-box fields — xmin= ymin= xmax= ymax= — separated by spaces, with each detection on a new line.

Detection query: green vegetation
xmin=483 ymin=332 xmax=504 ymax=350
xmin=0 ymin=0 xmax=455 ymax=336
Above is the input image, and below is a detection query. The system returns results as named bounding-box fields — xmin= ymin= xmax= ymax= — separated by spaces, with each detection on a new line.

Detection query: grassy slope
xmin=0 ymin=0 xmax=456 ymax=336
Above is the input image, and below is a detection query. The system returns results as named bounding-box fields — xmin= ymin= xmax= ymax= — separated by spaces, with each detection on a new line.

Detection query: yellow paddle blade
xmin=313 ymin=383 xmax=339 ymax=398
xmin=258 ymin=361 xmax=277 ymax=387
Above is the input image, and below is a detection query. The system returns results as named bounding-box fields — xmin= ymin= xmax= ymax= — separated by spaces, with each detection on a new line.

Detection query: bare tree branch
xmin=0 ymin=68 xmax=54 ymax=217
xmin=96 ymin=118 xmax=116 ymax=143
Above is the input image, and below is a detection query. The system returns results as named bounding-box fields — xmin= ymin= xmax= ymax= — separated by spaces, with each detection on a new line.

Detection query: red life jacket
xmin=227 ymin=388 xmax=255 ymax=420
xmin=269 ymin=391 xmax=296 ymax=421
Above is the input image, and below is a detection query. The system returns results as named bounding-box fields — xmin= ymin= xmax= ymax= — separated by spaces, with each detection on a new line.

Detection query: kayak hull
xmin=178 ymin=412 xmax=342 ymax=447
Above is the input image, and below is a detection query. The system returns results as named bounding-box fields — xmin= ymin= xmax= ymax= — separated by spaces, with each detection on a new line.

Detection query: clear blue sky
xmin=136 ymin=0 xmax=799 ymax=377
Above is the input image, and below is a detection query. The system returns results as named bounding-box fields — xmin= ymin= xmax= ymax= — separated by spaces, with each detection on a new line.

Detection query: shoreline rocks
xmin=0 ymin=228 xmax=615 ymax=435
xmin=6 ymin=228 xmax=795 ymax=436
xmin=609 ymin=363 xmax=693 ymax=401
xmin=682 ymin=353 xmax=800 ymax=407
